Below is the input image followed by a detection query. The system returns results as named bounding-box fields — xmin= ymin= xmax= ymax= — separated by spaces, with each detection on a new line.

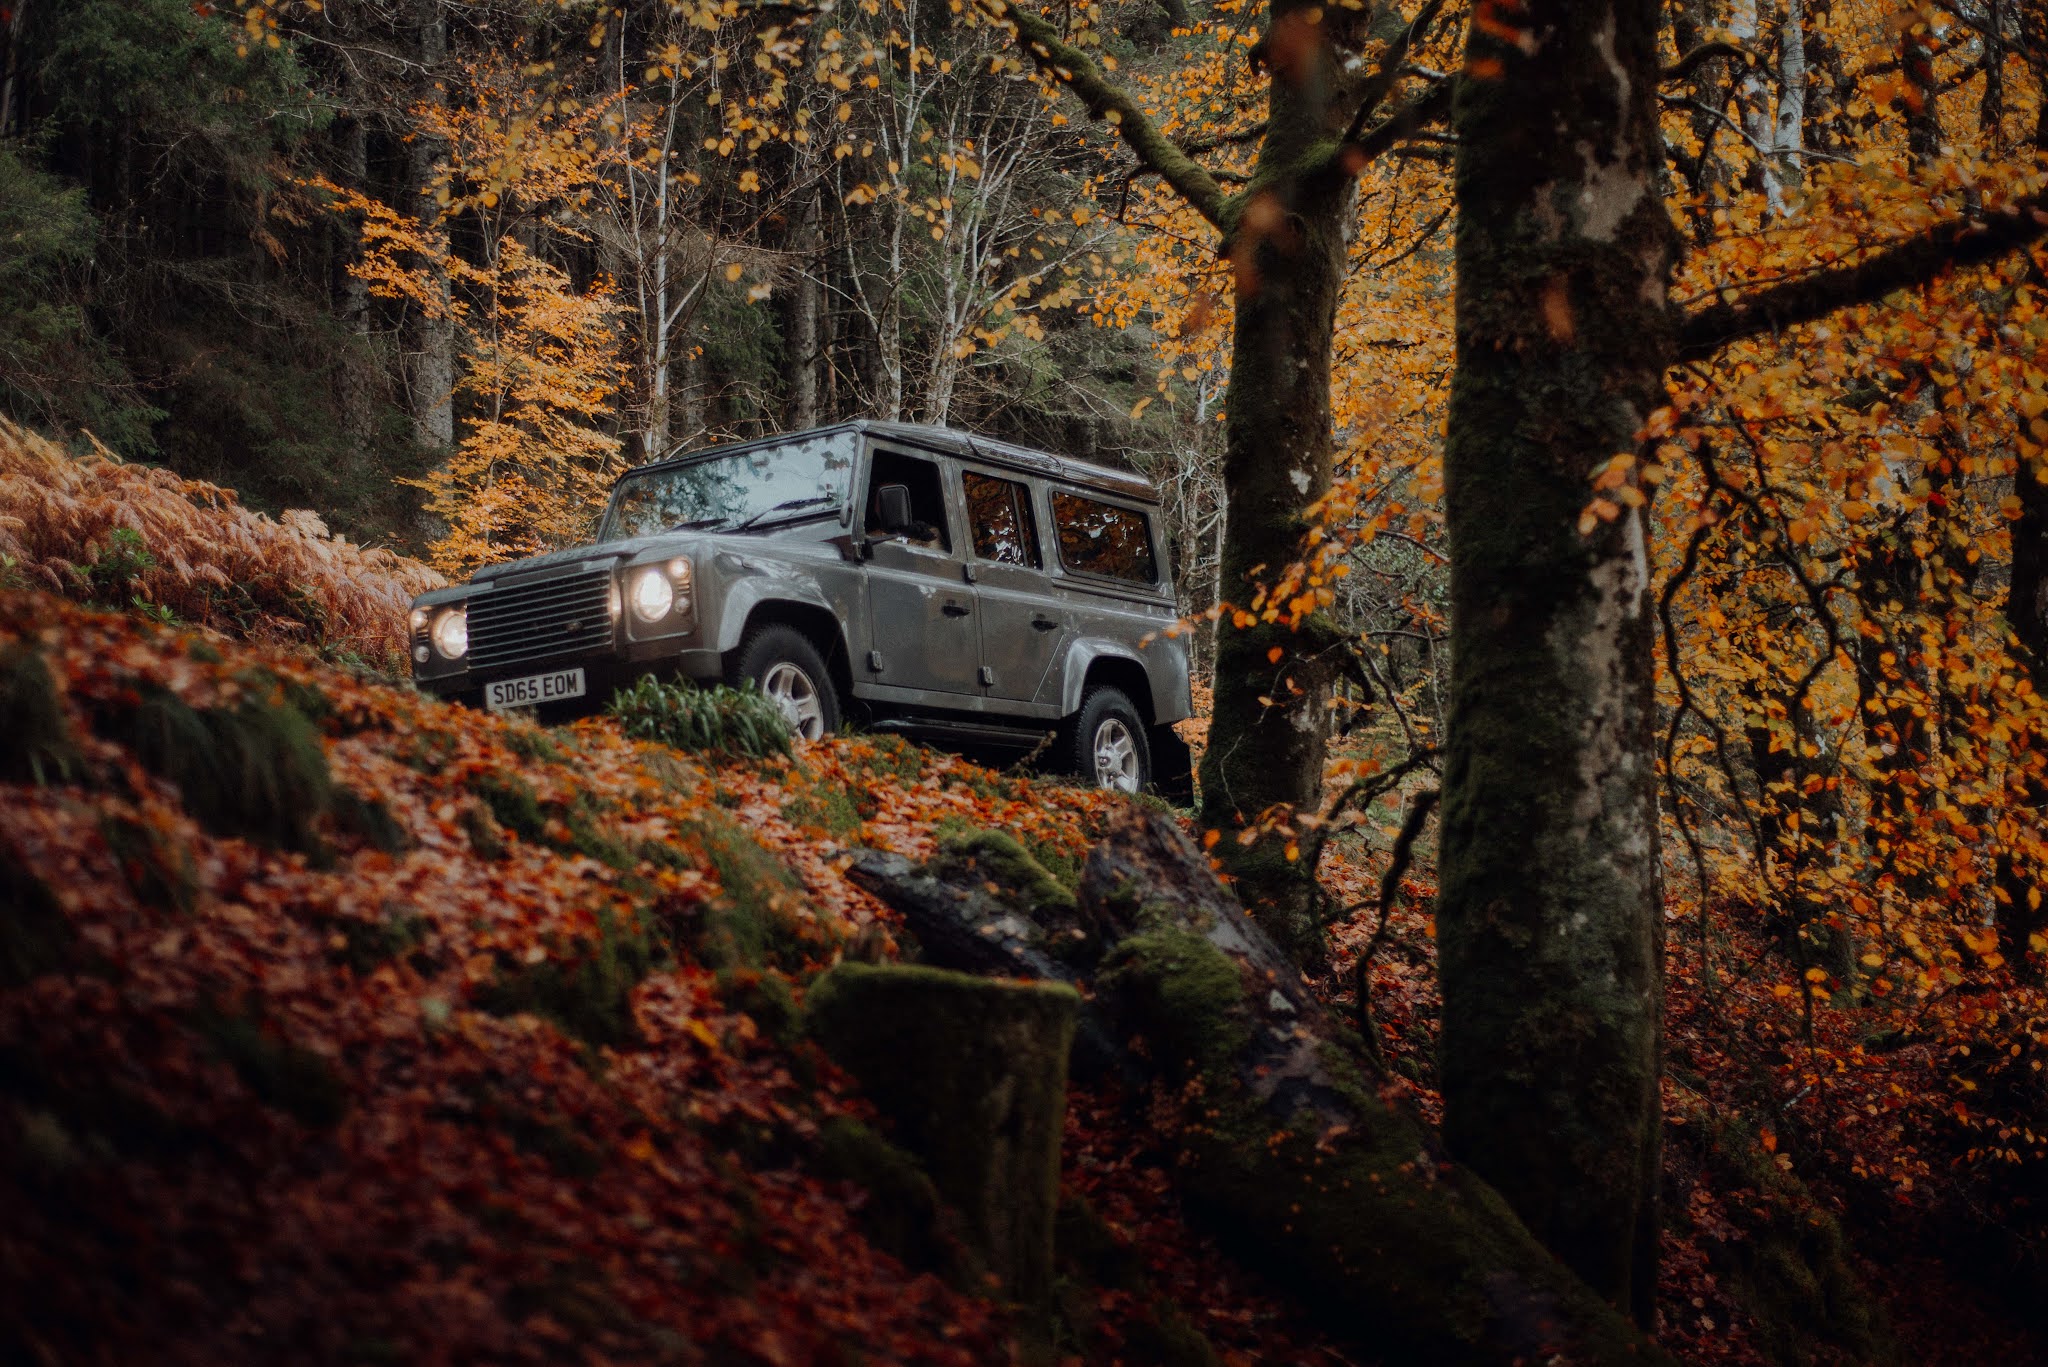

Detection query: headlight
xmin=431 ymin=607 xmax=468 ymax=660
xmin=629 ymin=567 xmax=674 ymax=622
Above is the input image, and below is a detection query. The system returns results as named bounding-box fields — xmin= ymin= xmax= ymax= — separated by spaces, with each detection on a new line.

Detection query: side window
xmin=1052 ymin=491 xmax=1157 ymax=584
xmin=865 ymin=450 xmax=952 ymax=552
xmin=962 ymin=470 xmax=1040 ymax=568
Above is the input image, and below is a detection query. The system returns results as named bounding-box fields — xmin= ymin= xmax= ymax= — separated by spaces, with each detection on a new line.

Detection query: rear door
xmin=959 ymin=465 xmax=1063 ymax=711
xmin=860 ymin=446 xmax=980 ymax=698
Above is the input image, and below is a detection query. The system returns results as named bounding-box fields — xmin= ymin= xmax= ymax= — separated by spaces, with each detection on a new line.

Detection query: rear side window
xmin=962 ymin=471 xmax=1040 ymax=567
xmin=1051 ymin=491 xmax=1157 ymax=584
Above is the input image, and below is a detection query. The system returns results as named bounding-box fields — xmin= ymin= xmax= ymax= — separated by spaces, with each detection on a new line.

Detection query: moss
xmin=474 ymin=903 xmax=656 ymax=1050
xmin=1098 ymin=927 xmax=1249 ymax=1078
xmin=805 ymin=962 xmax=1079 ymax=1309
xmin=331 ymin=787 xmax=410 ymax=854
xmin=330 ymin=908 xmax=429 ymax=976
xmin=0 ymin=644 xmax=81 ymax=786
xmin=721 ymin=968 xmax=801 ymax=1047
xmin=110 ymin=685 xmax=332 ymax=854
xmin=781 ymin=782 xmax=863 ymax=839
xmin=459 ymin=802 xmax=507 ymax=861
xmin=931 ymin=826 xmax=1080 ymax=920
xmin=1 ymin=853 xmax=74 ymax=988
xmin=682 ymin=808 xmax=816 ymax=972
xmin=813 ymin=1114 xmax=974 ymax=1281
xmin=99 ymin=813 xmax=199 ymax=915
xmin=184 ymin=637 xmax=225 ymax=665
xmin=475 ymin=773 xmax=547 ymax=844
xmin=1688 ymin=1121 xmax=1893 ymax=1366
xmin=192 ymin=1004 xmax=348 ymax=1129
xmin=502 ymin=725 xmax=563 ymax=764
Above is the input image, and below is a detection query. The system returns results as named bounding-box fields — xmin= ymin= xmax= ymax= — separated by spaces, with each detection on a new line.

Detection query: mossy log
xmin=850 ymin=810 xmax=1667 ymax=1365
xmin=804 ymin=963 xmax=1078 ymax=1313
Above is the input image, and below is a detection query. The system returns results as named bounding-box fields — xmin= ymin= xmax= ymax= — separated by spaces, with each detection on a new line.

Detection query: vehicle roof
xmin=621 ymin=420 xmax=1160 ymax=504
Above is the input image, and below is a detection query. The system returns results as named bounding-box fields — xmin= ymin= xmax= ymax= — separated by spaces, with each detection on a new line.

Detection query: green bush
xmin=608 ymin=676 xmax=792 ymax=760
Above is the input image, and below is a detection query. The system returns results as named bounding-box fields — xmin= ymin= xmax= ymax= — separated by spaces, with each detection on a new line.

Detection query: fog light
xmin=413 ymin=644 xmax=430 ymax=664
xmin=431 ymin=608 xmax=468 ymax=660
xmin=409 ymin=607 xmax=429 ymax=633
xmin=669 ymin=556 xmax=693 ymax=586
xmin=629 ymin=567 xmax=674 ymax=622
xmin=674 ymin=594 xmax=691 ymax=617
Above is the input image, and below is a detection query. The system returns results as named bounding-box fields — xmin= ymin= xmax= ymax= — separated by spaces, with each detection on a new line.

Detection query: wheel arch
xmin=1065 ymin=648 xmax=1156 ymax=725
xmin=726 ymin=599 xmax=855 ymax=703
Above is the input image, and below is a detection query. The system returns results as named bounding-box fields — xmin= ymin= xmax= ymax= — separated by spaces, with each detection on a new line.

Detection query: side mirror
xmin=875 ymin=484 xmax=914 ymax=534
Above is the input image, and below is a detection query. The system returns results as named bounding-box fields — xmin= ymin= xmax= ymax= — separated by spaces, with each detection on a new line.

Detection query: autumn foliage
xmin=0 ymin=418 xmax=441 ymax=661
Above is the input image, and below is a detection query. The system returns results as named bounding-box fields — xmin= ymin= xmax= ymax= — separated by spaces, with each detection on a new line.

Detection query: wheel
xmin=727 ymin=624 xmax=840 ymax=741
xmin=1064 ymin=685 xmax=1150 ymax=794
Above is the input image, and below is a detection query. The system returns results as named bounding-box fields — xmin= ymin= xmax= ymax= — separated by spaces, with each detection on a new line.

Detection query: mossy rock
xmin=931 ymin=826 xmax=1079 ymax=921
xmin=0 ymin=644 xmax=81 ymax=786
xmin=805 ymin=962 xmax=1079 ymax=1311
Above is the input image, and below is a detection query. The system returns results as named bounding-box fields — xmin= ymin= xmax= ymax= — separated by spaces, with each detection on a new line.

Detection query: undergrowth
xmin=608 ymin=675 xmax=792 ymax=760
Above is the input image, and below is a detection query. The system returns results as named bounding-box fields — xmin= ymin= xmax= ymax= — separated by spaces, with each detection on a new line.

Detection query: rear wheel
xmin=1064 ymin=685 xmax=1150 ymax=794
xmin=727 ymin=624 xmax=840 ymax=741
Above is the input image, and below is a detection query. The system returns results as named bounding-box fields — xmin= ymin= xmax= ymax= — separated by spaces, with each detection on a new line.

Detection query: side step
xmin=867 ymin=716 xmax=1054 ymax=751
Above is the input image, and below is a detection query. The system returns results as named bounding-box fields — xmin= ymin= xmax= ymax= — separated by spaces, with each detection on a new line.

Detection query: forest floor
xmin=2 ymin=586 xmax=2044 ymax=1363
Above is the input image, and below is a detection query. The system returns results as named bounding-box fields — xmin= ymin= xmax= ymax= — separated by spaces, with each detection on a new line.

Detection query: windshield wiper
xmin=664 ymin=515 xmax=732 ymax=532
xmin=726 ymin=496 xmax=839 ymax=534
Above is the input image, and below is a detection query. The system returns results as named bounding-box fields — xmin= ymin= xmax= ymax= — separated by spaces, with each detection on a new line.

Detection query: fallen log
xmin=849 ymin=811 xmax=1668 ymax=1366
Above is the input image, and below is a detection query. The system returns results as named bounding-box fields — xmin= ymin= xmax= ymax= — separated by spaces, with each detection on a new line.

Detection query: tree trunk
xmin=1438 ymin=0 xmax=1676 ymax=1324
xmin=784 ymin=188 xmax=823 ymax=430
xmin=849 ymin=814 xmax=1668 ymax=1365
xmin=403 ymin=0 xmax=455 ymax=451
xmin=1196 ymin=0 xmax=1350 ymax=966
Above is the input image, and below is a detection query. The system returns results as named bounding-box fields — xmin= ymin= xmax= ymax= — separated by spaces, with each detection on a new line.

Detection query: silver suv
xmin=407 ymin=421 xmax=1194 ymax=798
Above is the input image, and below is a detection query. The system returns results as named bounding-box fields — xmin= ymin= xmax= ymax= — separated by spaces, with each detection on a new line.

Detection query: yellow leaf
xmin=724 ymin=263 xmax=745 ymax=283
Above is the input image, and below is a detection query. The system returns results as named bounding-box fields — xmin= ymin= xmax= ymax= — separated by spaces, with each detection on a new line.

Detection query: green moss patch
xmin=680 ymin=808 xmax=817 ymax=973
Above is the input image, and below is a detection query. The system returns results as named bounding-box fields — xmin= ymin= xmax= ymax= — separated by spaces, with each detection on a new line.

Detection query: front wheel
xmin=1064 ymin=686 xmax=1150 ymax=794
xmin=727 ymin=624 xmax=840 ymax=741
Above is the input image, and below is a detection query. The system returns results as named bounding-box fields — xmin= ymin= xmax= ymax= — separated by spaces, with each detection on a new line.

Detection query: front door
xmin=861 ymin=448 xmax=979 ymax=698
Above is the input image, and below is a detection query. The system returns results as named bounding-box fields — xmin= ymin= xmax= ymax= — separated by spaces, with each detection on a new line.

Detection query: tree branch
xmin=1662 ymin=40 xmax=1748 ymax=83
xmin=1675 ymin=190 xmax=2048 ymax=361
xmin=980 ymin=0 xmax=1229 ymax=229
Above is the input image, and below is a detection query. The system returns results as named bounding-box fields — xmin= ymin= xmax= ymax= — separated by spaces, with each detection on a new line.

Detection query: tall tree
xmin=1435 ymin=0 xmax=1676 ymax=1321
xmin=987 ymin=0 xmax=1453 ymax=959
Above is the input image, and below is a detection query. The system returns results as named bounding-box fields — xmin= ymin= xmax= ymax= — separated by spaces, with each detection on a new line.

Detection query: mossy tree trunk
xmin=1193 ymin=0 xmax=1365 ymax=965
xmin=1438 ymin=0 xmax=1677 ymax=1324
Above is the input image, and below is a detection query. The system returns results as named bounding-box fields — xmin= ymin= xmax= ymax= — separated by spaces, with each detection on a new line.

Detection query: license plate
xmin=485 ymin=667 xmax=586 ymax=711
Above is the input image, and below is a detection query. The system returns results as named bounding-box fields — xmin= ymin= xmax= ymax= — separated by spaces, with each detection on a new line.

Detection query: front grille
xmin=467 ymin=567 xmax=614 ymax=673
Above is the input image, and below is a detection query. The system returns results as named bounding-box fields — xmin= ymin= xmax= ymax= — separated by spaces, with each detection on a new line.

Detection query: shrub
xmin=608 ymin=676 xmax=792 ymax=761
xmin=0 ymin=415 xmax=442 ymax=660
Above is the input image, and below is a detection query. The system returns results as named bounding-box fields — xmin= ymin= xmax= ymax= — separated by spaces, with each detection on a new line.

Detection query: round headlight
xmin=629 ymin=567 xmax=674 ymax=623
xmin=431 ymin=608 xmax=468 ymax=660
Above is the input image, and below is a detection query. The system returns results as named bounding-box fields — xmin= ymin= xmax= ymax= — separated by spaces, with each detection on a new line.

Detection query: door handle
xmin=942 ymin=602 xmax=971 ymax=617
xmin=1031 ymin=616 xmax=1059 ymax=631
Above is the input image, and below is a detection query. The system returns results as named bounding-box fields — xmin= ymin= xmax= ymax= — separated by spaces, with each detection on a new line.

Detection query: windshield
xmin=603 ymin=430 xmax=859 ymax=539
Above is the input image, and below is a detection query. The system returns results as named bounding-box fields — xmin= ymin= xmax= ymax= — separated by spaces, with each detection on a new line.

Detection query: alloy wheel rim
xmin=1092 ymin=717 xmax=1140 ymax=793
xmin=761 ymin=662 xmax=826 ymax=740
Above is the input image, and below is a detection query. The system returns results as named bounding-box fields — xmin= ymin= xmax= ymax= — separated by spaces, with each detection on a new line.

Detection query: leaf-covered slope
xmin=1 ymin=590 xmax=1073 ymax=1365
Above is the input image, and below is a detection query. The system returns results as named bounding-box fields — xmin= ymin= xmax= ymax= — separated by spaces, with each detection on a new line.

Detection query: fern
xmin=607 ymin=676 xmax=793 ymax=761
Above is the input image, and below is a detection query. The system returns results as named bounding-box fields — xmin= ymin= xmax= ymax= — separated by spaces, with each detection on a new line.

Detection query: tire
xmin=727 ymin=624 xmax=840 ymax=741
xmin=1063 ymin=685 xmax=1150 ymax=794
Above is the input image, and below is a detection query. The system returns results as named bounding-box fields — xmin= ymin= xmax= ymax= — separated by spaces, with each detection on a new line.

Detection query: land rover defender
xmin=406 ymin=421 xmax=1194 ymax=799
